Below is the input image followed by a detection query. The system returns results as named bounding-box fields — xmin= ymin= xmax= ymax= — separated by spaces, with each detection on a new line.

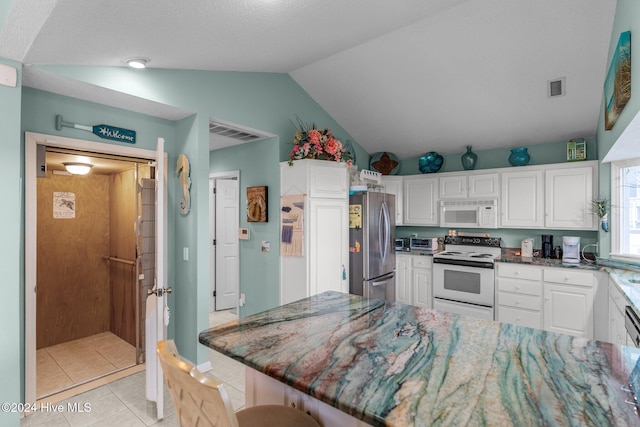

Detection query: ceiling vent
xmin=209 ymin=120 xmax=273 ymax=151
xmin=209 ymin=121 xmax=264 ymax=142
xmin=548 ymin=77 xmax=566 ymax=98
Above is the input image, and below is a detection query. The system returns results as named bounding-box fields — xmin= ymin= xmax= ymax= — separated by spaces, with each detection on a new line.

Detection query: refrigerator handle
xmin=379 ymin=201 xmax=390 ymax=263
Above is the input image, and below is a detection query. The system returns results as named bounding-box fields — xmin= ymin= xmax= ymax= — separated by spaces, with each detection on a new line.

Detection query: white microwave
xmin=439 ymin=199 xmax=498 ymax=229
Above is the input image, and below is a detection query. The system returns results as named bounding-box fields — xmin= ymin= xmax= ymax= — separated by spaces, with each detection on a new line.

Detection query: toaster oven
xmin=410 ymin=237 xmax=439 ymax=251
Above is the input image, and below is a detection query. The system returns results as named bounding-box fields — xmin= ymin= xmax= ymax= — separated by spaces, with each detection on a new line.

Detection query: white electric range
xmin=432 ymin=236 xmax=502 ymax=320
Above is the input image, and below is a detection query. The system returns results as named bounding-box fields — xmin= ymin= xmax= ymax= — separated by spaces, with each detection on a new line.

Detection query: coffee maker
xmin=562 ymin=236 xmax=581 ymax=264
xmin=541 ymin=235 xmax=553 ymax=259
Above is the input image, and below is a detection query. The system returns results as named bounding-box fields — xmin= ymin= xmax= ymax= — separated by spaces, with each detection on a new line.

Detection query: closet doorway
xmin=25 ymin=133 xmax=160 ymax=402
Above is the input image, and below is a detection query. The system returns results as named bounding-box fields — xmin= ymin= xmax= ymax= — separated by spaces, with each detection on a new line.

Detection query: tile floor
xmin=37 ymin=332 xmax=137 ymax=398
xmin=22 ymin=309 xmax=243 ymax=427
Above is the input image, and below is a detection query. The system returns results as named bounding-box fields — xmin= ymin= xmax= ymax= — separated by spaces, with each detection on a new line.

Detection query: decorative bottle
xmin=461 ymin=146 xmax=477 ymax=170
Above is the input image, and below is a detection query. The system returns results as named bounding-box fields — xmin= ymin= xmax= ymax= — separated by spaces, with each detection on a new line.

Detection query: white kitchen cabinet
xmin=608 ymin=281 xmax=627 ymax=346
xmin=543 ymin=268 xmax=594 ymax=339
xmin=544 ymin=162 xmax=596 ymax=230
xmin=500 ymin=169 xmax=544 ymax=228
xmin=403 ymin=176 xmax=438 ymax=225
xmin=468 ymin=173 xmax=500 ymax=198
xmin=412 ymin=256 xmax=432 ymax=309
xmin=496 ymin=263 xmax=542 ymax=329
xmin=439 ymin=173 xmax=499 ymax=199
xmin=280 ymin=160 xmax=349 ymax=305
xmin=381 ymin=175 xmax=403 ymax=226
xmin=439 ymin=175 xmax=467 ymax=199
xmin=395 ymin=253 xmax=412 ymax=305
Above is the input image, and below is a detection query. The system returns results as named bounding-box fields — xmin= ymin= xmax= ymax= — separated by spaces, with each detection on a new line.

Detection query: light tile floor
xmin=22 ymin=309 xmax=243 ymax=427
xmin=37 ymin=332 xmax=137 ymax=398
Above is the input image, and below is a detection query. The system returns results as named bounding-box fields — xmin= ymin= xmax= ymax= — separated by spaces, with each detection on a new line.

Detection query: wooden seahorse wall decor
xmin=176 ymin=154 xmax=191 ymax=215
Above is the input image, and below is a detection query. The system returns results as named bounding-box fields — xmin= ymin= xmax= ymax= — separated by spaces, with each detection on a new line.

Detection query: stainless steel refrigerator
xmin=349 ymin=192 xmax=396 ymax=302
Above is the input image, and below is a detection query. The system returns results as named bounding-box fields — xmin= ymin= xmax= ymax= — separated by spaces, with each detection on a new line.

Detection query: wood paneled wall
xmin=109 ymin=165 xmax=151 ymax=348
xmin=109 ymin=168 xmax=138 ymax=347
xmin=36 ymin=171 xmax=111 ymax=348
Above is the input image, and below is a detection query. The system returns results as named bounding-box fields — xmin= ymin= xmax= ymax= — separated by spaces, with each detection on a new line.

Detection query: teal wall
xmin=398 ymin=137 xmax=597 ymax=175
xmin=13 ymin=65 xmax=363 ymax=373
xmin=596 ymin=0 xmax=640 ymax=258
xmin=210 ymin=138 xmax=281 ymax=316
xmin=0 ymin=57 xmax=22 ymax=427
xmin=394 ymin=138 xmax=599 ymax=250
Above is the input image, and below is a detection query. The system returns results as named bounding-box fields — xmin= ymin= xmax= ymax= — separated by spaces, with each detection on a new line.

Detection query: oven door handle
xmin=433 ymin=257 xmax=494 ymax=269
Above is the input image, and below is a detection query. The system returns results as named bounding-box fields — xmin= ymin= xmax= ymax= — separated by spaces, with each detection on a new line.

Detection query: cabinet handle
xmin=515 ymin=300 xmax=521 ymax=305
xmin=515 ymin=285 xmax=521 ymax=290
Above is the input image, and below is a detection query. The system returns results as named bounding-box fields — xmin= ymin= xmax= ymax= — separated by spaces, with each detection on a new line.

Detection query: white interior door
xmin=145 ymin=138 xmax=168 ymax=419
xmin=214 ymin=177 xmax=239 ymax=310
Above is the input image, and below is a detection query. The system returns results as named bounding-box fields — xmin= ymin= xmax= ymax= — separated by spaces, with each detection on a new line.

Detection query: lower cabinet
xmin=542 ymin=268 xmax=594 ymax=339
xmin=497 ymin=263 xmax=597 ymax=339
xmin=395 ymin=253 xmax=432 ymax=308
xmin=496 ymin=263 xmax=542 ymax=329
xmin=395 ymin=254 xmax=412 ymax=305
xmin=608 ymin=280 xmax=627 ymax=346
xmin=412 ymin=256 xmax=432 ymax=309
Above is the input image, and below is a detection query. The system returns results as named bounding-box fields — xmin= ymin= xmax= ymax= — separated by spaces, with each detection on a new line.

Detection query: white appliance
xmin=562 ymin=236 xmax=581 ymax=264
xmin=521 ymin=238 xmax=534 ymax=258
xmin=439 ymin=199 xmax=498 ymax=229
xmin=409 ymin=237 xmax=438 ymax=251
xmin=432 ymin=236 xmax=502 ymax=320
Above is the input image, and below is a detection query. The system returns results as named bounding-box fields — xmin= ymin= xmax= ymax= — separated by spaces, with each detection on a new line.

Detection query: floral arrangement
xmin=288 ymin=117 xmax=352 ymax=166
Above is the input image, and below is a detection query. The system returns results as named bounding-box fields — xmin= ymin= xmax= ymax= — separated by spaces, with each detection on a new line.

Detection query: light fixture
xmin=63 ymin=162 xmax=93 ymax=175
xmin=127 ymin=58 xmax=148 ymax=69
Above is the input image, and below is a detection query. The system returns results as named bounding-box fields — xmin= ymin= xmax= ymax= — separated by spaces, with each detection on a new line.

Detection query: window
xmin=612 ymin=158 xmax=640 ymax=259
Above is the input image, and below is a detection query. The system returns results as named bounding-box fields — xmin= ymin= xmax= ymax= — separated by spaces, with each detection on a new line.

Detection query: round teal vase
xmin=461 ymin=146 xmax=477 ymax=170
xmin=508 ymin=147 xmax=530 ymax=166
xmin=419 ymin=152 xmax=444 ymax=173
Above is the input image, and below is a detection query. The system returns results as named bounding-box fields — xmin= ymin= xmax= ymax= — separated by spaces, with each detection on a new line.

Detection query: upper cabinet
xmin=440 ymin=173 xmax=499 ymax=199
xmin=381 ymin=176 xmax=403 ymax=226
xmin=500 ymin=169 xmax=544 ymax=228
xmin=544 ymin=163 xmax=596 ymax=230
xmin=404 ymin=175 xmax=438 ymax=225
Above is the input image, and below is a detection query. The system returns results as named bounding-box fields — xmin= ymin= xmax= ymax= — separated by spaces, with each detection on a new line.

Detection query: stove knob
xmin=473 ymin=238 xmax=480 ymax=244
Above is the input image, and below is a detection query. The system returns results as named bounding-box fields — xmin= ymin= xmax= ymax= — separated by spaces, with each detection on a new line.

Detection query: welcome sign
xmin=55 ymin=115 xmax=137 ymax=144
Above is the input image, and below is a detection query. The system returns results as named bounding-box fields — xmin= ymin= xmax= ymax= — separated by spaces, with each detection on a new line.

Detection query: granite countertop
xmin=607 ymin=268 xmax=640 ymax=314
xmin=199 ymin=291 xmax=640 ymax=426
xmin=498 ymin=252 xmax=601 ymax=270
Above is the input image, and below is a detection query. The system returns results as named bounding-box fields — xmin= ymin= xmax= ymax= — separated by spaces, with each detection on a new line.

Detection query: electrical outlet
xmin=239 ymin=293 xmax=246 ymax=307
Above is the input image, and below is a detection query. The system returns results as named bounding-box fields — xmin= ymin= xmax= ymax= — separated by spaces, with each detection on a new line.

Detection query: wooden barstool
xmin=157 ymin=340 xmax=320 ymax=427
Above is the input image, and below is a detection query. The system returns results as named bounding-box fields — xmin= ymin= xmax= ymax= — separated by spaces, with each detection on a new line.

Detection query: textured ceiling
xmin=0 ymin=0 xmax=617 ymax=159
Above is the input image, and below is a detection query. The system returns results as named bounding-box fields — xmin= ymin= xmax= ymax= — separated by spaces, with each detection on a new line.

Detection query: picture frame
xmin=247 ymin=186 xmax=268 ymax=222
xmin=604 ymin=31 xmax=631 ymax=130
xmin=567 ymin=139 xmax=587 ymax=162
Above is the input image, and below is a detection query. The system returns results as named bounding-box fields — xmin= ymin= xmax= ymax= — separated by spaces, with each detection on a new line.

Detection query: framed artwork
xmin=247 ymin=186 xmax=268 ymax=222
xmin=604 ymin=31 xmax=631 ymax=130
xmin=567 ymin=139 xmax=587 ymax=162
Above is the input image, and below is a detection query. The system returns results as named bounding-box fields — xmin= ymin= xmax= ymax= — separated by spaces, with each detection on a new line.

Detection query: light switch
xmin=183 ymin=247 xmax=189 ymax=261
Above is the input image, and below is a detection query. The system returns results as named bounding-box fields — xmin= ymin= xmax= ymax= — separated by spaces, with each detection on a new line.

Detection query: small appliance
xmin=409 ymin=237 xmax=439 ymax=251
xmin=521 ymin=238 xmax=534 ymax=258
xmin=439 ymin=199 xmax=498 ymax=229
xmin=541 ymin=235 xmax=553 ymax=259
xmin=562 ymin=236 xmax=581 ymax=264
xmin=395 ymin=238 xmax=409 ymax=251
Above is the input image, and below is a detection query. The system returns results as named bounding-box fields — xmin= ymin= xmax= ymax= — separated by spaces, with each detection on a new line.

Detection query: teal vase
xmin=461 ymin=146 xmax=477 ymax=170
xmin=508 ymin=147 xmax=530 ymax=166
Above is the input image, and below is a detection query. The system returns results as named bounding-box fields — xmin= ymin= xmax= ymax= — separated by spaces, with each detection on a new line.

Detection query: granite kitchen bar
xmin=199 ymin=292 xmax=640 ymax=426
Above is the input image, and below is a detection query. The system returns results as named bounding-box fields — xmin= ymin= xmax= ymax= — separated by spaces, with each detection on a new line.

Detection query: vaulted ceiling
xmin=0 ymin=0 xmax=617 ymax=159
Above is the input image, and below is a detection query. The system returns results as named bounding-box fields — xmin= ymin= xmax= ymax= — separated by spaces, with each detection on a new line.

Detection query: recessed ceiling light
xmin=127 ymin=58 xmax=148 ymax=69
